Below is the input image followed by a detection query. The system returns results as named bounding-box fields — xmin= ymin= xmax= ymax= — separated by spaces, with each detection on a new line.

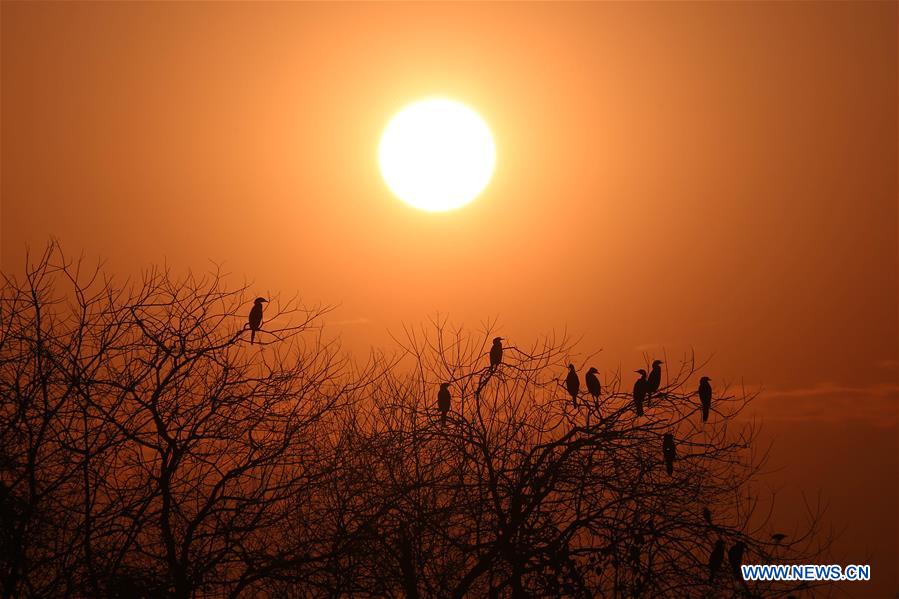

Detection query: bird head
xmin=652 ymin=360 xmax=663 ymax=367
xmin=440 ymin=382 xmax=450 ymax=389
xmin=700 ymin=376 xmax=711 ymax=383
xmin=492 ymin=337 xmax=503 ymax=345
xmin=587 ymin=367 xmax=598 ymax=374
xmin=254 ymin=297 xmax=268 ymax=304
xmin=568 ymin=363 xmax=575 ymax=371
xmin=635 ymin=369 xmax=647 ymax=376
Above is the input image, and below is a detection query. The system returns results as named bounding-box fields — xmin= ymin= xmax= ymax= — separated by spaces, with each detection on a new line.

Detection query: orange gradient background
xmin=2 ymin=2 xmax=897 ymax=595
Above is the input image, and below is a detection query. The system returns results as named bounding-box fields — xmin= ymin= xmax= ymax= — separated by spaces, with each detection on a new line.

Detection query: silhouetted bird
xmin=699 ymin=376 xmax=713 ymax=423
xmin=708 ymin=539 xmax=725 ymax=582
xmin=490 ymin=337 xmax=504 ymax=369
xmin=771 ymin=533 xmax=787 ymax=544
xmin=585 ymin=367 xmax=601 ymax=403
xmin=565 ymin=364 xmax=580 ymax=407
xmin=248 ymin=297 xmax=268 ymax=344
xmin=633 ymin=370 xmax=648 ymax=416
xmin=662 ymin=433 xmax=676 ymax=475
xmin=728 ymin=541 xmax=746 ymax=580
xmin=703 ymin=507 xmax=713 ymax=526
xmin=647 ymin=359 xmax=663 ymax=397
xmin=437 ymin=383 xmax=451 ymax=425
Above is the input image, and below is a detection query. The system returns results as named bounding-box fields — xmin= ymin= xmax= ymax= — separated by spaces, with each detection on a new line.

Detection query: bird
xmin=662 ymin=433 xmax=676 ymax=475
xmin=565 ymin=364 xmax=580 ymax=407
xmin=633 ymin=370 xmax=648 ymax=416
xmin=698 ymin=377 xmax=713 ymax=423
xmin=702 ymin=507 xmax=713 ymax=526
xmin=728 ymin=541 xmax=746 ymax=580
xmin=647 ymin=359 xmax=663 ymax=397
xmin=585 ymin=367 xmax=601 ymax=403
xmin=771 ymin=533 xmax=787 ymax=544
xmin=437 ymin=383 xmax=451 ymax=425
xmin=248 ymin=297 xmax=268 ymax=344
xmin=489 ymin=337 xmax=504 ymax=370
xmin=708 ymin=540 xmax=725 ymax=583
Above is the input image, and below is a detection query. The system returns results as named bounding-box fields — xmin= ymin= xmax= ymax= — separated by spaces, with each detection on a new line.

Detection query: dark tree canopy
xmin=1 ymin=244 xmax=828 ymax=598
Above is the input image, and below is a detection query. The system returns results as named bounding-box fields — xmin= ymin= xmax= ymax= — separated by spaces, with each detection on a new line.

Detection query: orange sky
xmin=2 ymin=2 xmax=897 ymax=595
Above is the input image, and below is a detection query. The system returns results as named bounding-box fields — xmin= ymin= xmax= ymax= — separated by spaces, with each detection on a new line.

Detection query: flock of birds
xmin=433 ymin=338 xmax=716 ymax=438
xmin=246 ymin=304 xmax=769 ymax=584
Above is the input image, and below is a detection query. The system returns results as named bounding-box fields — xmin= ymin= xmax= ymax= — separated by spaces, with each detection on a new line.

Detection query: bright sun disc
xmin=379 ymin=98 xmax=496 ymax=212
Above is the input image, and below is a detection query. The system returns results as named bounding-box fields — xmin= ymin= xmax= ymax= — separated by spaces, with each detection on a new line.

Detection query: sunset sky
xmin=2 ymin=2 xmax=897 ymax=595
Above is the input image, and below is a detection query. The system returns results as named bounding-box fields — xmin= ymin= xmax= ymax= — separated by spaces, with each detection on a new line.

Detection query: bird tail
xmin=250 ymin=329 xmax=255 ymax=344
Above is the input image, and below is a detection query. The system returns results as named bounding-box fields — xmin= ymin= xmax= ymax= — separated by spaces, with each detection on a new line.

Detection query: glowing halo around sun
xmin=379 ymin=98 xmax=496 ymax=212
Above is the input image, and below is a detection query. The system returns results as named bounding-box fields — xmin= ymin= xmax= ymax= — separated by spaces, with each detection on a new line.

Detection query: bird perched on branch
xmin=647 ymin=359 xmax=663 ymax=399
xmin=489 ymin=337 xmax=504 ymax=370
xmin=662 ymin=433 xmax=676 ymax=475
xmin=437 ymin=383 xmax=451 ymax=425
xmin=565 ymin=364 xmax=580 ymax=407
xmin=633 ymin=369 xmax=648 ymax=416
xmin=585 ymin=367 xmax=601 ymax=405
xmin=248 ymin=297 xmax=268 ymax=344
xmin=708 ymin=540 xmax=725 ymax=582
xmin=698 ymin=376 xmax=713 ymax=423
xmin=728 ymin=541 xmax=747 ymax=580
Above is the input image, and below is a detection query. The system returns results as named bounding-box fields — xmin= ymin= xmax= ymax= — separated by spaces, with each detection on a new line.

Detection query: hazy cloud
xmin=747 ymin=383 xmax=899 ymax=428
xmin=764 ymin=382 xmax=899 ymax=398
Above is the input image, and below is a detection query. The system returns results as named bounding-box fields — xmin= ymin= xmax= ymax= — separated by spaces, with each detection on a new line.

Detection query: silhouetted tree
xmin=317 ymin=319 xmax=830 ymax=598
xmin=1 ymin=244 xmax=830 ymax=598
xmin=1 ymin=243 xmax=368 ymax=598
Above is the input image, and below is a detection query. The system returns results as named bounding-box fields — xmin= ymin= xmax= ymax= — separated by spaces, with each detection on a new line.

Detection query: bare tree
xmin=1 ymin=246 xmax=828 ymax=598
xmin=321 ymin=318 xmax=829 ymax=598
xmin=1 ymin=243 xmax=369 ymax=598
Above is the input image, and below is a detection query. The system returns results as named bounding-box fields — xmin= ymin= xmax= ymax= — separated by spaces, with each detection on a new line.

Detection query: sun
xmin=379 ymin=98 xmax=496 ymax=212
